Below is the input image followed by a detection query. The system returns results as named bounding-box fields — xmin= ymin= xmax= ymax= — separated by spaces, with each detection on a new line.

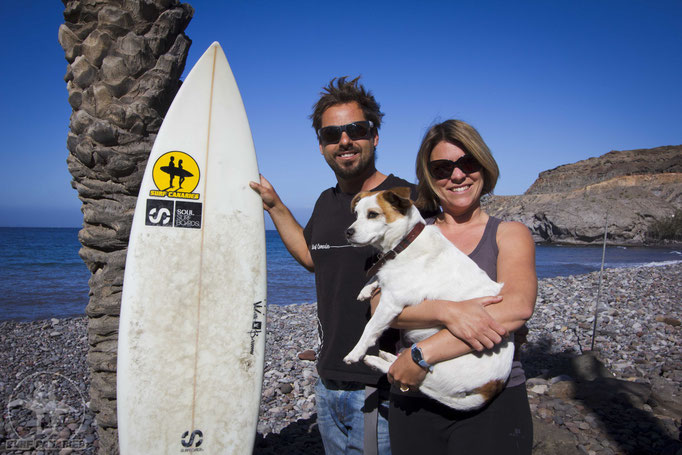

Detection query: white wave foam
xmin=633 ymin=260 xmax=682 ymax=268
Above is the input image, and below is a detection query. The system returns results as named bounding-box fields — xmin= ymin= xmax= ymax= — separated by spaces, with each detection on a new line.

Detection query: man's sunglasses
xmin=317 ymin=121 xmax=374 ymax=144
xmin=428 ymin=155 xmax=482 ymax=179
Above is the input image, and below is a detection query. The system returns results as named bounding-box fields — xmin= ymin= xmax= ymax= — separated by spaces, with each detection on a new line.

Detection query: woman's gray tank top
xmin=425 ymin=215 xmax=526 ymax=387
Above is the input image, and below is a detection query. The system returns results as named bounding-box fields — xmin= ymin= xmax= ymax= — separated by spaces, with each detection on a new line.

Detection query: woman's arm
xmin=387 ymin=221 xmax=537 ymax=387
xmin=381 ymin=295 xmax=507 ymax=351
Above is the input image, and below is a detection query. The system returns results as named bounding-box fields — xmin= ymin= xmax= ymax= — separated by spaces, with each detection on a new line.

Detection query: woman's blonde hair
xmin=415 ymin=120 xmax=499 ymax=213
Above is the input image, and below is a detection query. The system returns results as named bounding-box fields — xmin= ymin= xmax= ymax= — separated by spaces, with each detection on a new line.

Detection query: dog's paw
xmin=357 ymin=282 xmax=379 ymax=301
xmin=363 ymin=355 xmax=390 ymax=373
xmin=343 ymin=349 xmax=365 ymax=365
xmin=377 ymin=350 xmax=397 ymax=363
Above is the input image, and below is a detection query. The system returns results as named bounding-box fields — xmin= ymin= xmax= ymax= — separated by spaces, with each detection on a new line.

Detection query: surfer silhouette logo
xmin=167 ymin=156 xmax=176 ymax=188
xmin=181 ymin=430 xmax=203 ymax=449
xmin=150 ymin=151 xmax=201 ymax=200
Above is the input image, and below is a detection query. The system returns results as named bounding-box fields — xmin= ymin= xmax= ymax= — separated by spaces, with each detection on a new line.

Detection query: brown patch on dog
xmin=474 ymin=379 xmax=505 ymax=402
xmin=377 ymin=188 xmax=413 ymax=222
xmin=390 ymin=187 xmax=412 ymax=200
xmin=376 ymin=193 xmax=400 ymax=223
xmin=351 ymin=191 xmax=378 ymax=212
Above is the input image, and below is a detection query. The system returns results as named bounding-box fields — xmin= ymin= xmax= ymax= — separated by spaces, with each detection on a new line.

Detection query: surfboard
xmin=117 ymin=42 xmax=267 ymax=454
xmin=160 ymin=166 xmax=194 ymax=178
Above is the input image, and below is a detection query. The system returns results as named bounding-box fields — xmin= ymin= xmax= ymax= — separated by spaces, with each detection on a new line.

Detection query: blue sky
xmin=1 ymin=1 xmax=680 ymax=228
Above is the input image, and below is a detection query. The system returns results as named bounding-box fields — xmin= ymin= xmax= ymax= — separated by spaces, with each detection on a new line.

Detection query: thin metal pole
xmin=591 ymin=213 xmax=608 ymax=351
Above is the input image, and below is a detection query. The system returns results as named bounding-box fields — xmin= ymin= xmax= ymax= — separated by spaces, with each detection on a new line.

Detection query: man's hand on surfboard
xmin=249 ymin=175 xmax=283 ymax=212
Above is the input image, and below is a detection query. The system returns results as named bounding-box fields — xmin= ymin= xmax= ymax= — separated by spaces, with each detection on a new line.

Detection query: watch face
xmin=411 ymin=345 xmax=423 ymax=363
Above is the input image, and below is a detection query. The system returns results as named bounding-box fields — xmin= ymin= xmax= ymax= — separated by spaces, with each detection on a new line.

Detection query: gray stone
xmin=570 ymin=352 xmax=616 ymax=381
xmin=532 ymin=418 xmax=579 ymax=454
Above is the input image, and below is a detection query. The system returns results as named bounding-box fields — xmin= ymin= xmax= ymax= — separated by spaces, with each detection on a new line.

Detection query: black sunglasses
xmin=428 ymin=155 xmax=482 ymax=179
xmin=317 ymin=121 xmax=375 ymax=144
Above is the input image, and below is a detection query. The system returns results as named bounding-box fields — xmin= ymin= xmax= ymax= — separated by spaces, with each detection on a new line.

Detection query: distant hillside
xmin=484 ymin=145 xmax=682 ymax=244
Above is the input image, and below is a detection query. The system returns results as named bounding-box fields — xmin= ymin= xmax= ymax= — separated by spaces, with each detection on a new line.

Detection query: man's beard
xmin=325 ymin=147 xmax=377 ymax=180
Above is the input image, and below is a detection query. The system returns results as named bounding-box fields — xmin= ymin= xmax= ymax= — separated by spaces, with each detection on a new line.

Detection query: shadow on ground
xmin=253 ymin=338 xmax=681 ymax=455
xmin=254 ymin=416 xmax=323 ymax=454
xmin=523 ymin=336 xmax=682 ymax=455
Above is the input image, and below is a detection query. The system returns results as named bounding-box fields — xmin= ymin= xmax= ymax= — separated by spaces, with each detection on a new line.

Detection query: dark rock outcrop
xmin=484 ymin=145 xmax=682 ymax=244
xmin=59 ymin=1 xmax=193 ymax=452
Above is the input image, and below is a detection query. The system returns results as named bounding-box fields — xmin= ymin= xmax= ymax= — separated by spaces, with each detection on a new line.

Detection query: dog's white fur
xmin=343 ymin=188 xmax=513 ymax=410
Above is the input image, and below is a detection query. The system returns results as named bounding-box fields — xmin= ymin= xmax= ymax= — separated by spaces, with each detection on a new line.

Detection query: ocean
xmin=1 ymin=227 xmax=680 ymax=321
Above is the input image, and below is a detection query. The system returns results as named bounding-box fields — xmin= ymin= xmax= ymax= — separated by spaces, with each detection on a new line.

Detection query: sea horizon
xmin=1 ymin=227 xmax=680 ymax=321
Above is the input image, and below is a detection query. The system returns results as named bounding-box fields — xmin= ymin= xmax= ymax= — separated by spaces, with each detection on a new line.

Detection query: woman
xmin=383 ymin=120 xmax=536 ymax=454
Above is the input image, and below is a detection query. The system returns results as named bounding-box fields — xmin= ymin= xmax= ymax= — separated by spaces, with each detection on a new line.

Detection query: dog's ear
xmin=382 ymin=188 xmax=413 ymax=215
xmin=391 ymin=187 xmax=412 ymax=200
xmin=351 ymin=192 xmax=371 ymax=213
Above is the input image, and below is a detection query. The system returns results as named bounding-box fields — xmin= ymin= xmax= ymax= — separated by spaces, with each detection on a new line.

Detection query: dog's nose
xmin=346 ymin=227 xmax=355 ymax=238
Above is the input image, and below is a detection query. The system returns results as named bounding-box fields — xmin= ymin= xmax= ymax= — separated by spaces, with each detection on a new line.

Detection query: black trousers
xmin=389 ymin=384 xmax=533 ymax=454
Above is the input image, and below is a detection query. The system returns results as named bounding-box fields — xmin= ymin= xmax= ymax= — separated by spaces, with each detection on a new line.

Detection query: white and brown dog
xmin=343 ymin=187 xmax=513 ymax=410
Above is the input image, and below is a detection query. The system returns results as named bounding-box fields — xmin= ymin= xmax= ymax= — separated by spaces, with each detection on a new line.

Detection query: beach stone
xmin=298 ymin=349 xmax=316 ymax=361
xmin=532 ymin=418 xmax=578 ymax=454
xmin=529 ymin=384 xmax=549 ymax=394
xmin=279 ymin=383 xmax=294 ymax=394
xmin=549 ymin=381 xmax=576 ymax=399
xmin=526 ymin=377 xmax=548 ymax=386
xmin=549 ymin=374 xmax=574 ymax=384
xmin=662 ymin=317 xmax=680 ymax=327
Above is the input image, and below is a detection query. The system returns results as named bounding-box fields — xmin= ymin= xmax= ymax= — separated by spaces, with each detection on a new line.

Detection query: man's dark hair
xmin=310 ymin=76 xmax=385 ymax=133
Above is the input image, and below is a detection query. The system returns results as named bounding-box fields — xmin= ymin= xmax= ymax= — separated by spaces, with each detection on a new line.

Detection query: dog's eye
xmin=367 ymin=211 xmax=379 ymax=219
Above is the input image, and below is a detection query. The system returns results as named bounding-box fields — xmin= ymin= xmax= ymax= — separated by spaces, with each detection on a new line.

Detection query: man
xmin=250 ymin=77 xmax=417 ymax=455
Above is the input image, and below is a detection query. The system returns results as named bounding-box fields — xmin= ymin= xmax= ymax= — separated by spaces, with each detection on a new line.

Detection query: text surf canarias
xmin=150 ymin=151 xmax=201 ymax=200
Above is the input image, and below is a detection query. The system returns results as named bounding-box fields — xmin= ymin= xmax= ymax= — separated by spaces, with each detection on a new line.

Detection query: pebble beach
xmin=1 ymin=263 xmax=680 ymax=454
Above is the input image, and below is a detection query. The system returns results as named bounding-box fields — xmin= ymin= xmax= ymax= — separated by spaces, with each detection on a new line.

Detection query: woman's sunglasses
xmin=428 ymin=155 xmax=482 ymax=179
xmin=317 ymin=121 xmax=374 ymax=144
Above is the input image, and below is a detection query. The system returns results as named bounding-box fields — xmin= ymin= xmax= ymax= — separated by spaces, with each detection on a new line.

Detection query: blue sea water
xmin=1 ymin=227 xmax=680 ymax=321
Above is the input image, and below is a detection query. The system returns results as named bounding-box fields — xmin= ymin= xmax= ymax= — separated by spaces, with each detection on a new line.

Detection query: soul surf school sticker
xmin=150 ymin=151 xmax=201 ymax=200
xmin=145 ymin=199 xmax=202 ymax=229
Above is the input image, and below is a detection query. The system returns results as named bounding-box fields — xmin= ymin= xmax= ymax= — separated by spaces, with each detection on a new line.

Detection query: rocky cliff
xmin=59 ymin=1 xmax=193 ymax=452
xmin=484 ymin=145 xmax=682 ymax=244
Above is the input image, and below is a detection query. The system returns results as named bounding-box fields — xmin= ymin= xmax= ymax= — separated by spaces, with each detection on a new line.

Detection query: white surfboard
xmin=117 ymin=42 xmax=266 ymax=454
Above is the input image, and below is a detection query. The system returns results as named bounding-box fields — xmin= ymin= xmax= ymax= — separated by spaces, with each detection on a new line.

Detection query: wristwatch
xmin=410 ymin=343 xmax=434 ymax=372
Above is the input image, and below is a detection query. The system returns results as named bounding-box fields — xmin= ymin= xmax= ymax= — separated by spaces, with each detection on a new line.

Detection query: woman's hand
xmin=387 ymin=348 xmax=427 ymax=391
xmin=441 ymin=296 xmax=507 ymax=351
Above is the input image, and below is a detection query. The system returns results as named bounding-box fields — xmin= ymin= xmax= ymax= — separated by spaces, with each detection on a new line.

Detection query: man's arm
xmin=249 ymin=175 xmax=314 ymax=272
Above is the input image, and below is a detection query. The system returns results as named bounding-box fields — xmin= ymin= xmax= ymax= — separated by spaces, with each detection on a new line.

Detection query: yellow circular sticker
xmin=151 ymin=151 xmax=200 ymax=198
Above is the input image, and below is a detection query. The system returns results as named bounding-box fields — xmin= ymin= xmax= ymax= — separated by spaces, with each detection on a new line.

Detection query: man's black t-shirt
xmin=303 ymin=174 xmax=418 ymax=385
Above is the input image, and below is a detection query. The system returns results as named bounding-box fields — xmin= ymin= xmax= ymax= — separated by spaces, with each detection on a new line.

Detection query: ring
xmin=400 ymin=384 xmax=409 ymax=392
